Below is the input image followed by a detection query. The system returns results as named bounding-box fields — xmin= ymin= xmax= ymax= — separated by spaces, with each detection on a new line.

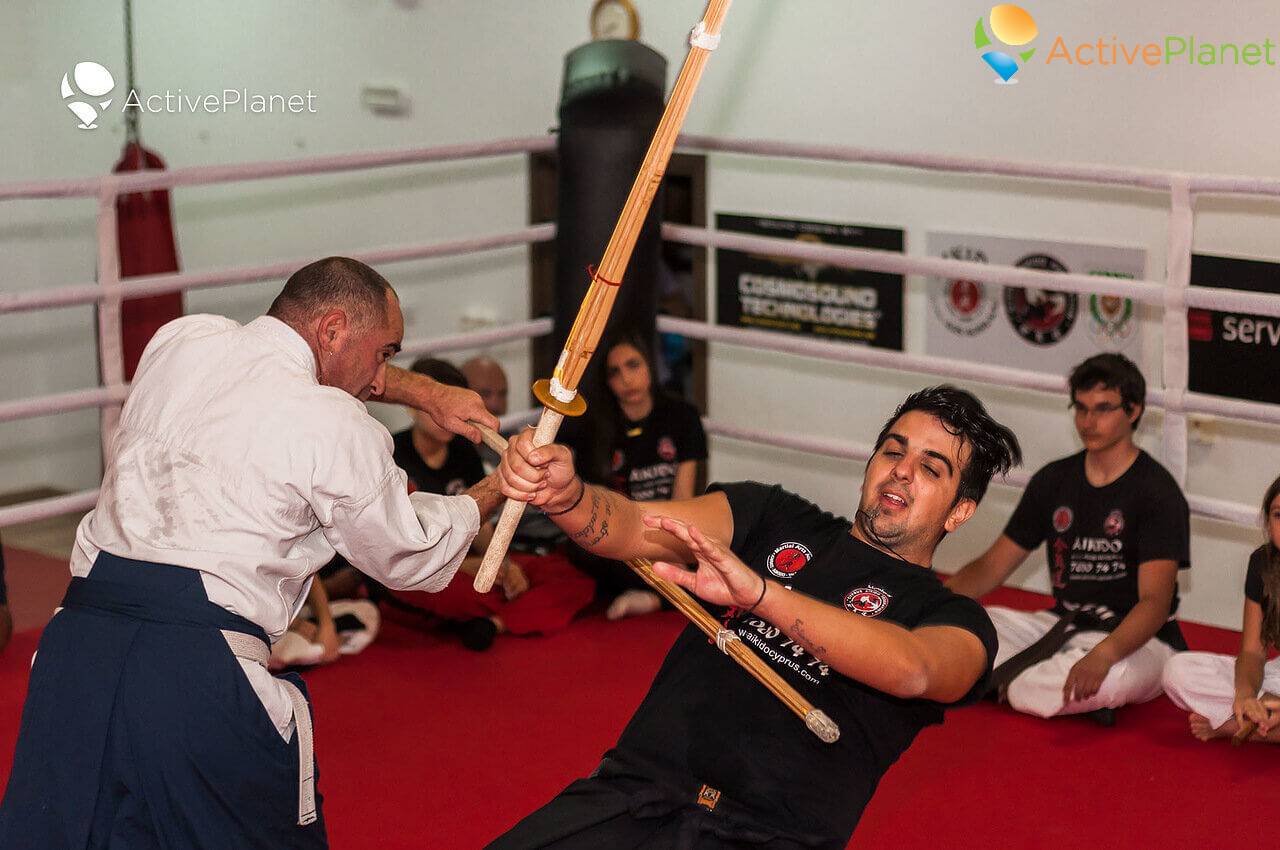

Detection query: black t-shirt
xmin=390 ymin=429 xmax=484 ymax=496
xmin=610 ymin=482 xmax=996 ymax=843
xmin=1003 ymin=450 xmax=1190 ymax=648
xmin=606 ymin=396 xmax=708 ymax=502
xmin=1245 ymin=546 xmax=1272 ymax=607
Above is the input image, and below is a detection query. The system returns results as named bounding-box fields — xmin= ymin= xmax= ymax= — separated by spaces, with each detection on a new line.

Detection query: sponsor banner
xmin=1188 ymin=253 xmax=1280 ymax=405
xmin=715 ymin=214 xmax=904 ymax=350
xmin=925 ymin=232 xmax=1145 ymax=375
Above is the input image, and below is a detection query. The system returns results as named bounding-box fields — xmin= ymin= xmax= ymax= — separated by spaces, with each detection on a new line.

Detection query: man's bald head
xmin=268 ymin=256 xmax=392 ymax=330
xmin=461 ymin=356 xmax=509 ymax=417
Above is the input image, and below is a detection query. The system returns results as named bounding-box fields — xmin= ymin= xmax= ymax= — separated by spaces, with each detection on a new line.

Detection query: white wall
xmin=3 ymin=1 xmax=1278 ymax=629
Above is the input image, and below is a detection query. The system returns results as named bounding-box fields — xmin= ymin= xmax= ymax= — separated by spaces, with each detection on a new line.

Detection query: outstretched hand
xmin=646 ymin=515 xmax=765 ymax=611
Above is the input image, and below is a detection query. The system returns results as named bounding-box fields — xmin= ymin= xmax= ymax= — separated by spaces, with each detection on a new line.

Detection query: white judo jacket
xmin=72 ymin=313 xmax=479 ymax=734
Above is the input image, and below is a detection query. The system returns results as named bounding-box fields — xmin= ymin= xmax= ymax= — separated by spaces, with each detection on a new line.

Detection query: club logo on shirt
xmin=1052 ymin=506 xmax=1073 ymax=533
xmin=767 ymin=542 xmax=812 ymax=578
xmin=844 ymin=585 xmax=892 ymax=617
xmin=658 ymin=436 xmax=677 ymax=462
xmin=1104 ymin=508 xmax=1125 ymax=537
xmin=611 ymin=449 xmax=625 ymax=472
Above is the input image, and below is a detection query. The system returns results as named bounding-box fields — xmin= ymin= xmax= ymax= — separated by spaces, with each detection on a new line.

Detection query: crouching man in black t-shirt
xmin=948 ymin=354 xmax=1191 ymax=722
xmin=487 ymin=386 xmax=1019 ymax=849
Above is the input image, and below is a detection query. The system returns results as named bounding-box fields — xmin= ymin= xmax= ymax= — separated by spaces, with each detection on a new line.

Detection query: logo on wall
xmin=933 ymin=246 xmax=997 ymax=337
xmin=1005 ymin=254 xmax=1078 ymax=345
xmin=767 ymin=542 xmax=812 ymax=578
xmin=844 ymin=586 xmax=892 ymax=617
xmin=1103 ymin=509 xmax=1125 ymax=537
xmin=60 ymin=61 xmax=116 ymax=129
xmin=1088 ymin=293 xmax=1136 ymax=346
xmin=1053 ymin=506 xmax=1073 ymax=533
xmin=657 ymin=436 xmax=677 ymax=462
xmin=974 ymin=4 xmax=1038 ymax=84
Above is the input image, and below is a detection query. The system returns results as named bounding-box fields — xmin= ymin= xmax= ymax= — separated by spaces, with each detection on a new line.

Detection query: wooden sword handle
xmin=471 ymin=408 xmax=564 ymax=592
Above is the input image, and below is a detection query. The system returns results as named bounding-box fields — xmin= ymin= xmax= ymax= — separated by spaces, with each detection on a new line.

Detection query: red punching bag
xmin=113 ymin=140 xmax=183 ymax=380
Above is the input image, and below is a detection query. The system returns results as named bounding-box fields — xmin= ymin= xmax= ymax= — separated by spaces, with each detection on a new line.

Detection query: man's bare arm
xmin=945 ymin=535 xmax=1030 ymax=599
xmin=374 ymin=365 xmax=497 ymax=443
xmin=650 ymin=515 xmax=988 ymax=703
xmin=464 ymin=473 xmax=505 ymax=521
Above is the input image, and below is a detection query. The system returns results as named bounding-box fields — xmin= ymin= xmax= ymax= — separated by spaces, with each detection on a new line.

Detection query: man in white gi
xmin=0 ymin=256 xmax=500 ymax=849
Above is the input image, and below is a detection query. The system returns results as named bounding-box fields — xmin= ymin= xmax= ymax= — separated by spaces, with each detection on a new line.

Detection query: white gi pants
xmin=1161 ymin=651 xmax=1280 ymax=730
xmin=986 ymin=606 xmax=1175 ymax=718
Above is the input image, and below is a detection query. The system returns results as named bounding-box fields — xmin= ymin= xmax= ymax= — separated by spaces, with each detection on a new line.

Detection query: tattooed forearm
xmin=569 ymin=487 xmax=615 ymax=551
xmin=569 ymin=490 xmax=601 ymax=541
xmin=791 ymin=618 xmax=829 ymax=658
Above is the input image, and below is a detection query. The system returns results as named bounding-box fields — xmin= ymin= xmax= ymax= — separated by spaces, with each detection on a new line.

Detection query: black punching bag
xmin=554 ymin=40 xmax=667 ymax=384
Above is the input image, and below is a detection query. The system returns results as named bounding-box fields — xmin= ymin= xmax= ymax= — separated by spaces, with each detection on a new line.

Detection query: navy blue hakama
xmin=0 ymin=553 xmax=328 ymax=849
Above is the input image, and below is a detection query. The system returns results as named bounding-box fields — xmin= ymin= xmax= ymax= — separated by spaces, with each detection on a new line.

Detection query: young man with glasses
xmin=947 ymin=353 xmax=1190 ymax=724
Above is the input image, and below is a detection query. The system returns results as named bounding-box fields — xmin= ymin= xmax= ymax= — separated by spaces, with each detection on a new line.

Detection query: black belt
xmin=986 ymin=609 xmax=1079 ymax=701
xmin=593 ymin=755 xmax=833 ymax=849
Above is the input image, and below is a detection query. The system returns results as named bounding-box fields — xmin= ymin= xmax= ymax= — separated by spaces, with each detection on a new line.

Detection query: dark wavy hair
xmin=1261 ymin=475 xmax=1280 ymax=650
xmin=873 ymin=385 xmax=1022 ymax=506
xmin=581 ymin=328 xmax=665 ymax=485
xmin=1069 ymin=353 xmax=1146 ymax=430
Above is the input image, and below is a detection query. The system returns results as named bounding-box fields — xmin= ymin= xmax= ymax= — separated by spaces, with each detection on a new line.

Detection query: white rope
xmin=1161 ymin=176 xmax=1194 ymax=487
xmin=663 ymin=223 xmax=1280 ymax=320
xmin=398 ymin=317 xmax=553 ymax=359
xmin=0 ymin=224 xmax=556 ymax=316
xmin=658 ymin=315 xmax=1068 ymax=396
xmin=0 ymin=489 xmax=99 ymax=529
xmin=714 ymin=628 xmax=739 ymax=653
xmin=675 ymin=134 xmax=1280 ymax=199
xmin=689 ymin=21 xmax=722 ymax=51
xmin=0 ymin=136 xmax=555 ymax=201
xmin=0 ymin=386 xmax=129 ymax=425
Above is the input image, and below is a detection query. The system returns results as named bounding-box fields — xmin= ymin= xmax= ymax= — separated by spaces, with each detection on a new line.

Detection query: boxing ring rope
xmin=4 ymin=133 xmax=1280 ymax=531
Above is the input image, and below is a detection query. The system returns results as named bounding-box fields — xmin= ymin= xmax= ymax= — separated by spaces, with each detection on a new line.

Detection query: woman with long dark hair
xmin=570 ymin=329 xmax=707 ymax=620
xmin=1162 ymin=474 xmax=1280 ymax=742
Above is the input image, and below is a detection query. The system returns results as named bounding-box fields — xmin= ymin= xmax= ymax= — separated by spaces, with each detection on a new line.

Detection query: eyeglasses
xmin=1069 ymin=401 xmax=1126 ymax=416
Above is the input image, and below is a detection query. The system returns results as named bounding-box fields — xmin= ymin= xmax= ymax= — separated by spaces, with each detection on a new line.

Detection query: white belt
xmin=222 ymin=630 xmax=318 ymax=827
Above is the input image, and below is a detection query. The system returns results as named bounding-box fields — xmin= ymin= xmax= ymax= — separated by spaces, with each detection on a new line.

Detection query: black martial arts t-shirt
xmin=1245 ymin=546 xmax=1272 ymax=607
xmin=605 ymin=396 xmax=707 ymax=502
xmin=610 ymin=482 xmax=997 ymax=844
xmin=391 ymin=429 xmax=484 ymax=496
xmin=1003 ymin=449 xmax=1190 ymax=648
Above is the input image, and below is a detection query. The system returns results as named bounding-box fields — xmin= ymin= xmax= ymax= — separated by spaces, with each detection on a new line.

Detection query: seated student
xmin=947 ymin=353 xmax=1190 ymax=723
xmin=0 ymin=536 xmax=12 ymax=654
xmin=388 ymin=357 xmax=594 ymax=650
xmin=1163 ymin=475 xmax=1280 ymax=743
xmin=268 ymin=561 xmax=381 ymax=670
xmin=567 ymin=330 xmax=708 ymax=620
